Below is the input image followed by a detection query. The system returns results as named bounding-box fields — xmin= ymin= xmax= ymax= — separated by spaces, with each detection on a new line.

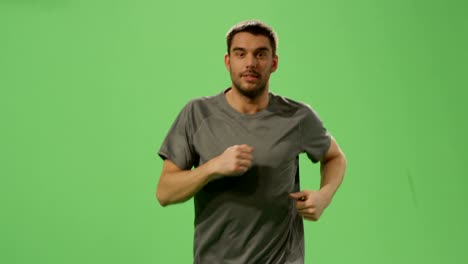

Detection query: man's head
xmin=225 ymin=20 xmax=279 ymax=99
xmin=226 ymin=20 xmax=278 ymax=56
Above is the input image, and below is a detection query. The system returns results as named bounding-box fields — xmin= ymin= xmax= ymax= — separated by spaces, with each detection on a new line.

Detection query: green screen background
xmin=1 ymin=0 xmax=467 ymax=263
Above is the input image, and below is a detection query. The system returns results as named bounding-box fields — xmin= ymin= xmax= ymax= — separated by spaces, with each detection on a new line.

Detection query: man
xmin=156 ymin=20 xmax=347 ymax=264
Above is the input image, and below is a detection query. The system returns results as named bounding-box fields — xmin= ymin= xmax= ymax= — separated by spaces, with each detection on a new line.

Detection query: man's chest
xmin=192 ymin=115 xmax=302 ymax=167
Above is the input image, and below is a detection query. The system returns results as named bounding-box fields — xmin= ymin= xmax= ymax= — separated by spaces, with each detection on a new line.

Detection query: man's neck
xmin=225 ymin=87 xmax=270 ymax=115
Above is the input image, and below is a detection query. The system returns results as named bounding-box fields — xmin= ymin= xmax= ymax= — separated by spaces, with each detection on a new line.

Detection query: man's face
xmin=225 ymin=32 xmax=278 ymax=99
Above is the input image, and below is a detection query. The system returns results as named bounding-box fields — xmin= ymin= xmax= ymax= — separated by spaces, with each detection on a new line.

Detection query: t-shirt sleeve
xmin=300 ymin=105 xmax=331 ymax=163
xmin=158 ymin=102 xmax=197 ymax=170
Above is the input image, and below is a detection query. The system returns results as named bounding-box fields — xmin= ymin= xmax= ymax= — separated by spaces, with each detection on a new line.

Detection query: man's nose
xmin=245 ymin=53 xmax=258 ymax=68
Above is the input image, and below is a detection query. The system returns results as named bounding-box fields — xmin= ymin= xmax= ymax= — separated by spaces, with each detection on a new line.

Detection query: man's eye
xmin=237 ymin=53 xmax=245 ymax=57
xmin=257 ymin=52 xmax=266 ymax=58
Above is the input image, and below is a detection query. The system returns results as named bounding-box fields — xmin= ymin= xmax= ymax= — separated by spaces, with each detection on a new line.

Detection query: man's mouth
xmin=242 ymin=72 xmax=259 ymax=81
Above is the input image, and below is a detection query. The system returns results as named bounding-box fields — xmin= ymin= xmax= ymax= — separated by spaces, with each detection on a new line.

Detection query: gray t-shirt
xmin=158 ymin=89 xmax=331 ymax=264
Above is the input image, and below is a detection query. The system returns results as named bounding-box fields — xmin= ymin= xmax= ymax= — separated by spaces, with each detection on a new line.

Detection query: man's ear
xmin=224 ymin=53 xmax=230 ymax=71
xmin=271 ymin=54 xmax=279 ymax=73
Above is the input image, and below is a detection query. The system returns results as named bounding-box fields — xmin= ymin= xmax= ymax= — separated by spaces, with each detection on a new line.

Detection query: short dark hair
xmin=226 ymin=20 xmax=278 ymax=56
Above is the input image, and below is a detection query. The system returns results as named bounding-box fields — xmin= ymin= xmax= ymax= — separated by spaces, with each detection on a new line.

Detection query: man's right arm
xmin=156 ymin=144 xmax=254 ymax=207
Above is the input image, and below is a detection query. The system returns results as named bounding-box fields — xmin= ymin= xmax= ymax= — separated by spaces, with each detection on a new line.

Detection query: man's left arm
xmin=290 ymin=136 xmax=347 ymax=221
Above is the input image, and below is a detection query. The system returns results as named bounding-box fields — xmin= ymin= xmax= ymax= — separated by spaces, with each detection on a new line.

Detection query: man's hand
xmin=210 ymin=144 xmax=254 ymax=178
xmin=289 ymin=190 xmax=330 ymax=221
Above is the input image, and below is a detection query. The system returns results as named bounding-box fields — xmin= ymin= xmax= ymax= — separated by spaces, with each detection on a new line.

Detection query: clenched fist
xmin=289 ymin=190 xmax=330 ymax=221
xmin=211 ymin=144 xmax=254 ymax=178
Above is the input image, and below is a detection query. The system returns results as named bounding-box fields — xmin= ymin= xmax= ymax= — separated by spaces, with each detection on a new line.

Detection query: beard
xmin=230 ymin=71 xmax=268 ymax=99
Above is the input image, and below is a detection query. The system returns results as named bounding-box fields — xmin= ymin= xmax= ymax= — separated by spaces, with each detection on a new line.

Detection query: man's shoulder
xmin=187 ymin=93 xmax=221 ymax=107
xmin=269 ymin=92 xmax=313 ymax=116
xmin=179 ymin=92 xmax=223 ymax=120
xmin=270 ymin=93 xmax=308 ymax=107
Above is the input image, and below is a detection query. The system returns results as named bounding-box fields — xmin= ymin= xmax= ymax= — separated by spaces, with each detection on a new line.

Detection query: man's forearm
xmin=319 ymin=153 xmax=347 ymax=206
xmin=156 ymin=160 xmax=218 ymax=207
xmin=157 ymin=144 xmax=253 ymax=207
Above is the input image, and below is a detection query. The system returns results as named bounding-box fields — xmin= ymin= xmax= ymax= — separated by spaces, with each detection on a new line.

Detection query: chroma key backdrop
xmin=1 ymin=0 xmax=467 ymax=263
